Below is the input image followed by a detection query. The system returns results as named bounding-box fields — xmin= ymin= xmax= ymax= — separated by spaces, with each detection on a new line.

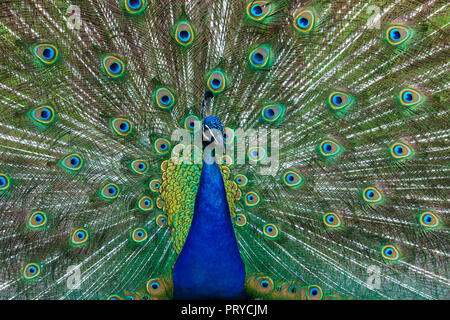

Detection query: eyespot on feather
xmin=156 ymin=214 xmax=168 ymax=227
xmin=281 ymin=170 xmax=304 ymax=189
xmin=261 ymin=104 xmax=285 ymax=123
xmin=418 ymin=212 xmax=441 ymax=229
xmin=318 ymin=139 xmax=343 ymax=158
xmin=235 ymin=213 xmax=247 ymax=227
xmin=27 ymin=211 xmax=48 ymax=230
xmin=294 ymin=8 xmax=316 ymax=33
xmin=111 ymin=118 xmax=132 ymax=136
xmin=131 ymin=160 xmax=149 ymax=174
xmin=149 ymin=179 xmax=162 ymax=192
xmin=263 ymin=223 xmax=279 ymax=239
xmin=362 ymin=187 xmax=384 ymax=204
xmin=154 ymin=87 xmax=176 ymax=110
xmin=323 ymin=212 xmax=343 ymax=228
xmin=399 ymin=88 xmax=424 ymax=107
xmin=99 ymin=183 xmax=120 ymax=200
xmin=71 ymin=228 xmax=89 ymax=246
xmin=102 ymin=55 xmax=125 ymax=78
xmin=246 ymin=1 xmax=273 ymax=21
xmin=386 ymin=25 xmax=412 ymax=45
xmin=0 ymin=174 xmax=11 ymax=192
xmin=32 ymin=43 xmax=58 ymax=65
xmin=234 ymin=174 xmax=248 ymax=187
xmin=154 ymin=138 xmax=171 ymax=155
xmin=381 ymin=245 xmax=400 ymax=261
xmin=206 ymin=69 xmax=227 ymax=95
xmin=124 ymin=0 xmax=147 ymax=14
xmin=174 ymin=21 xmax=195 ymax=46
xmin=306 ymin=285 xmax=323 ymax=300
xmin=30 ymin=105 xmax=56 ymax=125
xmin=131 ymin=228 xmax=148 ymax=243
xmin=137 ymin=196 xmax=153 ymax=212
xmin=390 ymin=142 xmax=414 ymax=160
xmin=23 ymin=263 xmax=41 ymax=280
xmin=244 ymin=191 xmax=260 ymax=207
xmin=60 ymin=153 xmax=84 ymax=172
xmin=328 ymin=91 xmax=354 ymax=111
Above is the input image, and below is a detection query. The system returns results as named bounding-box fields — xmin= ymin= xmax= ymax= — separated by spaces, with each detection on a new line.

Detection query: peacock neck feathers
xmin=173 ymin=158 xmax=246 ymax=300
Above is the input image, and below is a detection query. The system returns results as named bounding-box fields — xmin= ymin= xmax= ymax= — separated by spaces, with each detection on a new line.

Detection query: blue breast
xmin=172 ymin=161 xmax=246 ymax=299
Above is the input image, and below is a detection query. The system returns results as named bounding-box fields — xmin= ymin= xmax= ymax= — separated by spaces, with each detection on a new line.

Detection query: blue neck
xmin=173 ymin=161 xmax=246 ymax=299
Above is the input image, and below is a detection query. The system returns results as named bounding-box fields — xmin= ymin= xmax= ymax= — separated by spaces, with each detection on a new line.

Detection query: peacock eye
xmin=247 ymin=1 xmax=272 ymax=21
xmin=294 ymin=8 xmax=315 ymax=33
xmin=247 ymin=146 xmax=266 ymax=162
xmin=223 ymin=127 xmax=235 ymax=145
xmin=102 ymin=55 xmax=125 ymax=78
xmin=184 ymin=115 xmax=201 ymax=133
xmin=281 ymin=170 xmax=304 ymax=189
xmin=131 ymin=160 xmax=149 ymax=174
xmin=263 ymin=223 xmax=279 ymax=239
xmin=31 ymin=105 xmax=56 ymax=125
xmin=154 ymin=138 xmax=171 ymax=154
xmin=306 ymin=285 xmax=323 ymax=300
xmin=399 ymin=88 xmax=423 ymax=107
xmin=107 ymin=295 xmax=122 ymax=300
xmin=323 ymin=212 xmax=343 ymax=228
xmin=245 ymin=191 xmax=260 ymax=206
xmin=362 ymin=187 xmax=383 ymax=204
xmin=390 ymin=142 xmax=414 ymax=160
xmin=419 ymin=212 xmax=441 ymax=229
xmin=23 ymin=263 xmax=41 ymax=280
xmin=156 ymin=214 xmax=168 ymax=227
xmin=255 ymin=276 xmax=274 ymax=294
xmin=131 ymin=228 xmax=148 ymax=243
xmin=111 ymin=118 xmax=132 ymax=136
xmin=27 ymin=211 xmax=48 ymax=229
xmin=0 ymin=174 xmax=11 ymax=191
xmin=328 ymin=91 xmax=354 ymax=111
xmin=174 ymin=21 xmax=195 ymax=46
xmin=100 ymin=183 xmax=120 ymax=200
xmin=155 ymin=88 xmax=176 ymax=110
xmin=288 ymin=285 xmax=298 ymax=294
xmin=124 ymin=0 xmax=146 ymax=14
xmin=71 ymin=228 xmax=89 ymax=245
xmin=206 ymin=70 xmax=226 ymax=94
xmin=386 ymin=25 xmax=411 ymax=45
xmin=249 ymin=45 xmax=272 ymax=69
xmin=138 ymin=196 xmax=153 ymax=212
xmin=60 ymin=153 xmax=84 ymax=171
xmin=146 ymin=279 xmax=165 ymax=296
xmin=149 ymin=179 xmax=162 ymax=192
xmin=319 ymin=139 xmax=343 ymax=158
xmin=235 ymin=213 xmax=247 ymax=227
xmin=381 ymin=245 xmax=400 ymax=261
xmin=33 ymin=43 xmax=58 ymax=65
xmin=261 ymin=104 xmax=285 ymax=123
xmin=234 ymin=174 xmax=248 ymax=187
xmin=221 ymin=155 xmax=232 ymax=166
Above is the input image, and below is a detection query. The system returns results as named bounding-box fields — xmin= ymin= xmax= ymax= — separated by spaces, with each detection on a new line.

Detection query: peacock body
xmin=0 ymin=0 xmax=449 ymax=300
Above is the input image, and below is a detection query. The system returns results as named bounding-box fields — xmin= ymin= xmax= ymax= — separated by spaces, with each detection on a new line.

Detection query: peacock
xmin=0 ymin=0 xmax=449 ymax=300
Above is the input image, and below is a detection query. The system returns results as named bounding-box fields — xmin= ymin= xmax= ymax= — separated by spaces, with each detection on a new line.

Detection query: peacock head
xmin=202 ymin=115 xmax=224 ymax=152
